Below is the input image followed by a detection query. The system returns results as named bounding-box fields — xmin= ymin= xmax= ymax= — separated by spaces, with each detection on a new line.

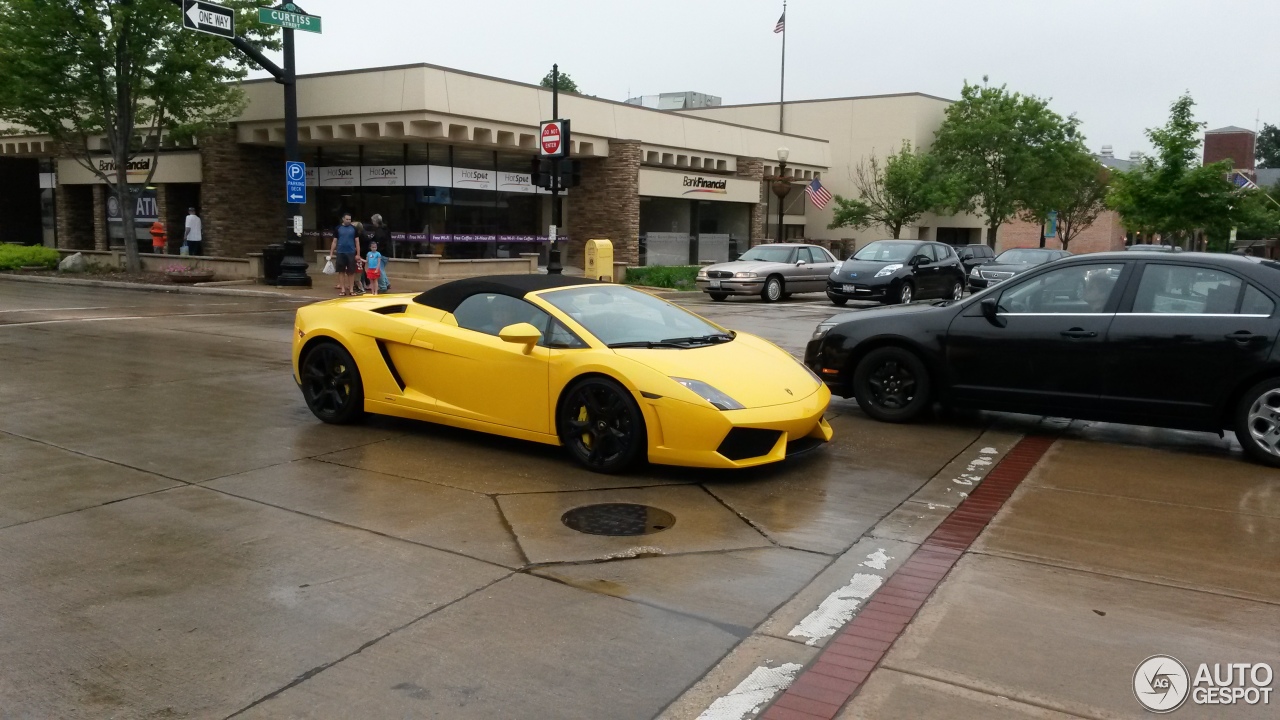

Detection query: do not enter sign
xmin=540 ymin=119 xmax=569 ymax=158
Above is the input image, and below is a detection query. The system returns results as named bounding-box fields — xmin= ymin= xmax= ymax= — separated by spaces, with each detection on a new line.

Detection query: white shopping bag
xmin=322 ymin=258 xmax=336 ymax=275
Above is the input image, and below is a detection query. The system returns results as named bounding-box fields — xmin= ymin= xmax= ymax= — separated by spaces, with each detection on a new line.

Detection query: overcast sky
xmin=255 ymin=0 xmax=1277 ymax=157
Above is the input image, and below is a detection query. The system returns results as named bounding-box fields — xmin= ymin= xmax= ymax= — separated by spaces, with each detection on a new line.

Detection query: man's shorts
xmin=335 ymin=252 xmax=356 ymax=273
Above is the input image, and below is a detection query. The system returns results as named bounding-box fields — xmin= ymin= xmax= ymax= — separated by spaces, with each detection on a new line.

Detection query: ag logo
xmin=1135 ymin=655 xmax=1190 ymax=713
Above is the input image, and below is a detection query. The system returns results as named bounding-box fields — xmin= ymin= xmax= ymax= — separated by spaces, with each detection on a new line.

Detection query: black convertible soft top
xmin=413 ymin=274 xmax=600 ymax=312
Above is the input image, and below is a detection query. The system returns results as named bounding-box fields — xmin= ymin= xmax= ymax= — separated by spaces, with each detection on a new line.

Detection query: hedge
xmin=622 ymin=265 xmax=699 ymax=290
xmin=0 ymin=244 xmax=60 ymax=270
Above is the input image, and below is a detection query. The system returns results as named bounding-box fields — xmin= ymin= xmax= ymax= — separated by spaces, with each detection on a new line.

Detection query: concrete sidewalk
xmin=842 ymin=430 xmax=1280 ymax=719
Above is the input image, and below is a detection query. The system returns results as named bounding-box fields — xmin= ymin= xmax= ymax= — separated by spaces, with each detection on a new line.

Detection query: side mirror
xmin=980 ymin=297 xmax=1004 ymax=327
xmin=498 ymin=322 xmax=542 ymax=352
xmin=912 ymin=254 xmax=931 ymax=267
xmin=796 ymin=259 xmax=807 ymax=266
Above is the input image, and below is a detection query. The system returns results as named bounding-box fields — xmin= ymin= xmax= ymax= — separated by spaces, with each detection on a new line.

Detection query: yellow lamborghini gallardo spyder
xmin=292 ymin=275 xmax=832 ymax=473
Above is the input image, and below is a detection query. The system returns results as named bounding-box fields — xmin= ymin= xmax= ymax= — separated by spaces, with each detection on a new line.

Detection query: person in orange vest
xmin=149 ymin=220 xmax=167 ymax=255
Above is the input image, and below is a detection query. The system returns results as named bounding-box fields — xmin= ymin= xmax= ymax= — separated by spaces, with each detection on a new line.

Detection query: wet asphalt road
xmin=0 ymin=281 xmax=1276 ymax=719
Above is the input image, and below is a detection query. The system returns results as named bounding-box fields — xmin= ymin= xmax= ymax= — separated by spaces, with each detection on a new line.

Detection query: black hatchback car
xmin=826 ymin=240 xmax=968 ymax=306
xmin=806 ymin=252 xmax=1280 ymax=467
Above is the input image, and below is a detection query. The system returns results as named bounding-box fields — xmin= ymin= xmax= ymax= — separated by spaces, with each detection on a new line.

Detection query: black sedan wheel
xmin=1236 ymin=378 xmax=1280 ymax=467
xmin=950 ymin=281 xmax=964 ymax=302
xmin=829 ymin=295 xmax=849 ymax=306
xmin=559 ymin=378 xmax=646 ymax=473
xmin=301 ymin=341 xmax=365 ymax=424
xmin=853 ymin=347 xmax=931 ymax=423
xmin=761 ymin=276 xmax=784 ymax=303
xmin=709 ymin=292 xmax=729 ymax=302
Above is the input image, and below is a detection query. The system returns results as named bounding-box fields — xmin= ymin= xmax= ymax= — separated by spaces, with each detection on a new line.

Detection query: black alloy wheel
xmin=950 ymin=281 xmax=964 ymax=302
xmin=761 ymin=276 xmax=784 ymax=303
xmin=884 ymin=281 xmax=913 ymax=306
xmin=559 ymin=378 xmax=646 ymax=473
xmin=852 ymin=347 xmax=931 ymax=423
xmin=301 ymin=341 xmax=365 ymax=424
xmin=1235 ymin=377 xmax=1280 ymax=468
xmin=709 ymin=292 xmax=729 ymax=302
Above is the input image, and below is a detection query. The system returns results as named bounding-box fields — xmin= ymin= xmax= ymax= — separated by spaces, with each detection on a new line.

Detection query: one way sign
xmin=182 ymin=0 xmax=236 ymax=39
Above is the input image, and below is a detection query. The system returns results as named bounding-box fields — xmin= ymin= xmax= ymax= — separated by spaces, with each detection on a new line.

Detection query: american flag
xmin=774 ymin=12 xmax=785 ymax=33
xmin=1232 ymin=171 xmax=1259 ymax=190
xmin=805 ymin=178 xmax=832 ymax=209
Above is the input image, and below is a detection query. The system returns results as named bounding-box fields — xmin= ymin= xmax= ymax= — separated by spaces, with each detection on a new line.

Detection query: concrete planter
xmin=166 ymin=271 xmax=215 ymax=284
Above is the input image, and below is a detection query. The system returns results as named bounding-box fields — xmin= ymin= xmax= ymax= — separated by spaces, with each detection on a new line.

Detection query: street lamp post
xmin=770 ymin=147 xmax=791 ymax=244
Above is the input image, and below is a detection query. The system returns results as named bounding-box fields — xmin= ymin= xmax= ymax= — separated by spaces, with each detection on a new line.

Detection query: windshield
xmin=540 ymin=285 xmax=727 ymax=347
xmin=738 ymin=246 xmax=796 ymax=263
xmin=995 ymin=249 xmax=1056 ymax=265
xmin=852 ymin=241 xmax=918 ymax=262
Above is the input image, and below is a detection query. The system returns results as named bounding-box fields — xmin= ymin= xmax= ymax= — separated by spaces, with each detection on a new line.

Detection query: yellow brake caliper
xmin=578 ymin=406 xmax=591 ymax=447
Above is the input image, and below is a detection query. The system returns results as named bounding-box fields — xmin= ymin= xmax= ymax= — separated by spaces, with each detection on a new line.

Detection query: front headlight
xmin=697 ymin=269 xmax=708 ymax=278
xmin=671 ymin=377 xmax=744 ymax=411
xmin=970 ymin=266 xmax=980 ymax=277
xmin=812 ymin=322 xmax=836 ymax=340
xmin=734 ymin=271 xmax=757 ymax=278
xmin=875 ymin=263 xmax=903 ymax=278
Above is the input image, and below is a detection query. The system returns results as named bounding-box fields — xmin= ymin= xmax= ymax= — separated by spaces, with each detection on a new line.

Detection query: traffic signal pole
xmin=547 ymin=64 xmax=563 ymax=275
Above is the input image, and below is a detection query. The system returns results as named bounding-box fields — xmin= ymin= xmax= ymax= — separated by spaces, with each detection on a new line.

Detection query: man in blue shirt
xmin=328 ymin=213 xmax=361 ymax=296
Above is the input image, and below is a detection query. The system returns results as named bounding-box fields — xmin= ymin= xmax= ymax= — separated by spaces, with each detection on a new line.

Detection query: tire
xmin=559 ymin=377 xmax=647 ymax=473
xmin=300 ymin=341 xmax=365 ymax=424
xmin=829 ymin=296 xmax=849 ymax=306
xmin=709 ymin=292 xmax=729 ymax=302
xmin=852 ymin=346 xmax=931 ymax=423
xmin=883 ymin=281 xmax=914 ymax=306
xmin=949 ymin=280 xmax=964 ymax=302
xmin=1234 ymin=377 xmax=1280 ymax=467
xmin=761 ymin=275 xmax=784 ymax=303
xmin=781 ymin=293 xmax=793 ymax=301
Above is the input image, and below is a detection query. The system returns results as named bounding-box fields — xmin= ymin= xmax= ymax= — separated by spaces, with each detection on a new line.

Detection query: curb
xmin=0 ymin=273 xmax=324 ymax=300
xmin=760 ymin=435 xmax=1057 ymax=720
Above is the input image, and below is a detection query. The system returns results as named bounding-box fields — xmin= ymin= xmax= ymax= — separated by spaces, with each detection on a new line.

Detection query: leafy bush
xmin=623 ymin=265 xmax=699 ymax=290
xmin=0 ymin=244 xmax=60 ymax=270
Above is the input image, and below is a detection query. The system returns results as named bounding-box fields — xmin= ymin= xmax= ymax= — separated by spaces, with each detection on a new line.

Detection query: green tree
xmin=1107 ymin=94 xmax=1235 ymax=246
xmin=1054 ymin=160 xmax=1110 ymax=252
xmin=539 ymin=69 xmax=580 ymax=94
xmin=931 ymin=79 xmax=1086 ymax=248
xmin=1257 ymin=123 xmax=1280 ymax=168
xmin=0 ymin=0 xmax=275 ymax=271
xmin=828 ymin=141 xmax=939 ymax=239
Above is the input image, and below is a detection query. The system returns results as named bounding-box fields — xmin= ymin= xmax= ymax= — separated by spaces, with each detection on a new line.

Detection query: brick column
xmin=736 ymin=157 xmax=766 ymax=247
xmin=567 ymin=140 xmax=641 ymax=267
xmin=199 ymin=130 xmax=284 ymax=257
xmin=54 ymin=184 xmax=96 ymax=250
xmin=92 ymin=185 xmax=109 ymax=250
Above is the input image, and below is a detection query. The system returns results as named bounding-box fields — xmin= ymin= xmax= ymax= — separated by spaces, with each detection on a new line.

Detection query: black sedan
xmin=968 ymin=248 xmax=1071 ymax=289
xmin=826 ymin=240 xmax=968 ymax=306
xmin=806 ymin=251 xmax=1280 ymax=467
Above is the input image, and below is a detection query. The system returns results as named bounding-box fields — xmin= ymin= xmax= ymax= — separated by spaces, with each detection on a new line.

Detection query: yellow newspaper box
xmin=584 ymin=238 xmax=614 ymax=282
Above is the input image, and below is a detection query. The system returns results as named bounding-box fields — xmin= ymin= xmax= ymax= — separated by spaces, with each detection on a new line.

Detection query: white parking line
xmin=696 ymin=662 xmax=804 ymax=720
xmin=786 ymin=548 xmax=895 ymax=645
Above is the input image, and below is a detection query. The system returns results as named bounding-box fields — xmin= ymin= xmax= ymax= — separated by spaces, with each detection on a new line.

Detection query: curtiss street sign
xmin=540 ymin=119 xmax=569 ymax=158
xmin=182 ymin=0 xmax=236 ymax=39
xmin=258 ymin=5 xmax=323 ymax=34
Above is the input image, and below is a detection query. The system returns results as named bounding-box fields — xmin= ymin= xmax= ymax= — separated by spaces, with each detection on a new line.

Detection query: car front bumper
xmin=640 ymin=385 xmax=833 ymax=469
xmin=696 ymin=278 xmax=765 ymax=295
xmin=826 ymin=279 xmax=893 ymax=300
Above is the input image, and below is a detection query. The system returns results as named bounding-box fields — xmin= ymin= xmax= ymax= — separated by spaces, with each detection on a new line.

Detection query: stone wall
xmin=567 ymin=140 xmax=641 ymax=266
xmin=92 ymin=185 xmax=108 ymax=250
xmin=735 ymin=157 xmax=766 ymax=247
xmin=998 ymin=211 xmax=1127 ymax=254
xmin=199 ymin=131 xmax=284 ymax=257
xmin=55 ymin=184 xmax=96 ymax=250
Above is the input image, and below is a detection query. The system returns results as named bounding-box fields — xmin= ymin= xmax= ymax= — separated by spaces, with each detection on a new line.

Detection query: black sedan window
xmin=1131 ymin=264 xmax=1242 ymax=314
xmin=1243 ymin=286 xmax=1276 ymax=316
xmin=998 ymin=264 xmax=1124 ymax=314
xmin=995 ymin=249 xmax=1057 ymax=265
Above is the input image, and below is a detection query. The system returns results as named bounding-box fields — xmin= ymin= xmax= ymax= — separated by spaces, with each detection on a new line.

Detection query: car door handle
xmin=1061 ymin=328 xmax=1097 ymax=339
xmin=1225 ymin=331 xmax=1261 ymax=344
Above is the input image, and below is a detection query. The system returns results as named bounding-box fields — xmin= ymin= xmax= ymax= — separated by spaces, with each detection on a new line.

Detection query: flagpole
xmin=779 ymin=0 xmax=786 ymax=133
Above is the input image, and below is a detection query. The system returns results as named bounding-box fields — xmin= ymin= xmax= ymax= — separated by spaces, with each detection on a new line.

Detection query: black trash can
xmin=262 ymin=244 xmax=285 ymax=283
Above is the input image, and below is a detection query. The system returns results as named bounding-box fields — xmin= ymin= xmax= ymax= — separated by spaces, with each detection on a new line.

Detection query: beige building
xmin=681 ymin=94 xmax=987 ymax=250
xmin=0 ymin=63 xmax=831 ymax=267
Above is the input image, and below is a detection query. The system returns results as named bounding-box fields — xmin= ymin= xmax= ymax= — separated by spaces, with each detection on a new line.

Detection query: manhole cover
xmin=561 ymin=503 xmax=676 ymax=536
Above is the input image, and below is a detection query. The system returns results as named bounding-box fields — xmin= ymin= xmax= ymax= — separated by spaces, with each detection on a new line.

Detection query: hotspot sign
xmin=540 ymin=120 xmax=569 ymax=158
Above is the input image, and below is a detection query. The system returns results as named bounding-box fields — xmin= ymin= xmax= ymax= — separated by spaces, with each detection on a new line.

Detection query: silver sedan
xmin=695 ymin=244 xmax=840 ymax=302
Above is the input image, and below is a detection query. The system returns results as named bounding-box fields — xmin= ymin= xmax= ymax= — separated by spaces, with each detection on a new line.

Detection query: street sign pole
xmin=547 ymin=64 xmax=563 ymax=275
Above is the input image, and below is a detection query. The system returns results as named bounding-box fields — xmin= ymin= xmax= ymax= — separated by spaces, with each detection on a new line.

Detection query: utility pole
xmin=547 ymin=64 xmax=563 ymax=275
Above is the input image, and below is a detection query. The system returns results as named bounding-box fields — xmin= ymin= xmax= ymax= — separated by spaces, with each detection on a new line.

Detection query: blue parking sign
xmin=285 ymin=161 xmax=307 ymax=204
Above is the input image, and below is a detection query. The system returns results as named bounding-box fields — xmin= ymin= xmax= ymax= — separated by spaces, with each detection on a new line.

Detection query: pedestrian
xmin=183 ymin=207 xmax=203 ymax=256
xmin=369 ymin=213 xmax=392 ymax=292
xmin=149 ymin=219 xmax=167 ymax=255
xmin=328 ymin=213 xmax=360 ymax=297
xmin=351 ymin=220 xmax=367 ymax=295
xmin=364 ymin=240 xmax=384 ymax=296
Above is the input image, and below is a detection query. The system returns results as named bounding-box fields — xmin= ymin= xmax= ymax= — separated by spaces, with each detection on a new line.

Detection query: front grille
xmin=708 ymin=270 xmax=735 ymax=279
xmin=981 ymin=270 xmax=1015 ymax=280
xmin=717 ymin=428 xmax=784 ymax=461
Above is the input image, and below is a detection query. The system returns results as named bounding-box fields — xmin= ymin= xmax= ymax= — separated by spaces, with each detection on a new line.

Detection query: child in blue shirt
xmin=365 ymin=241 xmax=384 ymax=296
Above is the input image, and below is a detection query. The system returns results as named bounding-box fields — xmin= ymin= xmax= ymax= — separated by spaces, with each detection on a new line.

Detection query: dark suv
xmin=956 ymin=244 xmax=995 ymax=276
